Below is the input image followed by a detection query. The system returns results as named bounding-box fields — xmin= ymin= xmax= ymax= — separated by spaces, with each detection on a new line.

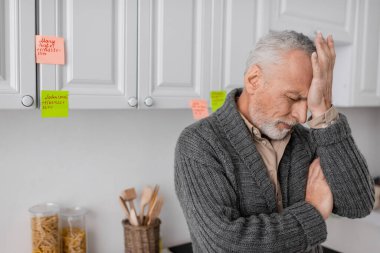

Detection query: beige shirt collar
xmin=239 ymin=112 xmax=291 ymax=213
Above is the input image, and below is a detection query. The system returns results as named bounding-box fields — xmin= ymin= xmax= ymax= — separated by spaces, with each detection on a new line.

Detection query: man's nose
xmin=291 ymin=102 xmax=308 ymax=124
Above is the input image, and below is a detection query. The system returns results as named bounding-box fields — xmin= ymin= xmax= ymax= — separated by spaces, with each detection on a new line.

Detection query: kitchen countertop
xmin=168 ymin=243 xmax=341 ymax=253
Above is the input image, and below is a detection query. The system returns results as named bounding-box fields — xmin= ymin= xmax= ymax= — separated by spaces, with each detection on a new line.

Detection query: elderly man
xmin=174 ymin=30 xmax=375 ymax=253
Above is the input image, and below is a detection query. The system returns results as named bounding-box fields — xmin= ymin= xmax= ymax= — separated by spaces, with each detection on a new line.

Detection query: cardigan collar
xmin=215 ymin=88 xmax=277 ymax=213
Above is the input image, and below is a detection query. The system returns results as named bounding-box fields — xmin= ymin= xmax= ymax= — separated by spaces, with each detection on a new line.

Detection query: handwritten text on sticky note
xmin=35 ymin=35 xmax=65 ymax=64
xmin=190 ymin=99 xmax=209 ymax=120
xmin=210 ymin=91 xmax=227 ymax=112
xmin=41 ymin=91 xmax=69 ymax=118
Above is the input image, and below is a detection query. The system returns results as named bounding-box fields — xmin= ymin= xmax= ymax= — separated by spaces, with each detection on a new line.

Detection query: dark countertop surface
xmin=169 ymin=243 xmax=342 ymax=253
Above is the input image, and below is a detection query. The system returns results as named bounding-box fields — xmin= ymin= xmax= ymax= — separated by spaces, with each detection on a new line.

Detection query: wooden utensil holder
xmin=122 ymin=218 xmax=161 ymax=253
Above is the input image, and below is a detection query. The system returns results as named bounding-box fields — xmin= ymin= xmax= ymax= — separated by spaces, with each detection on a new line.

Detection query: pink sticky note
xmin=190 ymin=99 xmax=209 ymax=120
xmin=35 ymin=35 xmax=65 ymax=65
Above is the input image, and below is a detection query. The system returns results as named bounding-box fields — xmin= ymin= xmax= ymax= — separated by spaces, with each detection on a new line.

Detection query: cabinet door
xmin=0 ymin=0 xmax=36 ymax=109
xmin=138 ymin=0 xmax=212 ymax=109
xmin=352 ymin=0 xmax=380 ymax=106
xmin=210 ymin=0 xmax=265 ymax=92
xmin=38 ymin=0 xmax=138 ymax=109
xmin=269 ymin=0 xmax=356 ymax=44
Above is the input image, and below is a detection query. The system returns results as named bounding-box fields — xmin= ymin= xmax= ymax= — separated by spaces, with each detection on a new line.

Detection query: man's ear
xmin=244 ymin=65 xmax=262 ymax=95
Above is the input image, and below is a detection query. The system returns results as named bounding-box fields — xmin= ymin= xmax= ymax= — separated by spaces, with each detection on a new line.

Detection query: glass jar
xmin=29 ymin=202 xmax=60 ymax=253
xmin=60 ymin=207 xmax=87 ymax=253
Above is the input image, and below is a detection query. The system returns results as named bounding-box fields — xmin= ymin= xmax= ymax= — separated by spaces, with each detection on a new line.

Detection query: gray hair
xmin=245 ymin=30 xmax=316 ymax=74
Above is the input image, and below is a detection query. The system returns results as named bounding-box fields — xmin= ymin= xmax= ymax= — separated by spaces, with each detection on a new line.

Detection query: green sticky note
xmin=41 ymin=90 xmax=69 ymax=118
xmin=210 ymin=90 xmax=227 ymax=112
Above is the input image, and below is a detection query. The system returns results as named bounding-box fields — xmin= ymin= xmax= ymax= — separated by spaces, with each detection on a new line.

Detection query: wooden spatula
xmin=119 ymin=196 xmax=130 ymax=218
xmin=139 ymin=186 xmax=153 ymax=225
xmin=121 ymin=188 xmax=139 ymax=225
xmin=147 ymin=196 xmax=164 ymax=226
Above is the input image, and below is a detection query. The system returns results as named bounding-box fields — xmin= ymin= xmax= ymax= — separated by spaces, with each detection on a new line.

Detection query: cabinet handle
xmin=144 ymin=96 xmax=154 ymax=107
xmin=21 ymin=95 xmax=34 ymax=107
xmin=128 ymin=97 xmax=138 ymax=107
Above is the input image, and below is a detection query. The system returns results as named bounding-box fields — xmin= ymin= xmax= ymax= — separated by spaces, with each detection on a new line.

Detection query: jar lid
xmin=29 ymin=202 xmax=60 ymax=216
xmin=60 ymin=206 xmax=87 ymax=217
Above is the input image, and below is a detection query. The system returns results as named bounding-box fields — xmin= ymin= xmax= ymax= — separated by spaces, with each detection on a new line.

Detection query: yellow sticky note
xmin=41 ymin=91 xmax=69 ymax=118
xmin=190 ymin=99 xmax=209 ymax=120
xmin=35 ymin=35 xmax=65 ymax=64
xmin=210 ymin=91 xmax=227 ymax=112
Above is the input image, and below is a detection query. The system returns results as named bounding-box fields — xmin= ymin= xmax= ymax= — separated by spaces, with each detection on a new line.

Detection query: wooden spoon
xmin=139 ymin=186 xmax=153 ymax=225
xmin=147 ymin=196 xmax=164 ymax=226
xmin=129 ymin=208 xmax=139 ymax=226
xmin=121 ymin=188 xmax=139 ymax=225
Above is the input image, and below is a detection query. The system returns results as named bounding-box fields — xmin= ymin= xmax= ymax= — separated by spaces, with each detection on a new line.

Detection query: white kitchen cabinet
xmin=214 ymin=0 xmax=380 ymax=107
xmin=137 ymin=0 xmax=213 ymax=109
xmin=2 ymin=0 xmax=380 ymax=109
xmin=38 ymin=0 xmax=138 ymax=109
xmin=347 ymin=0 xmax=380 ymax=106
xmin=269 ymin=0 xmax=356 ymax=44
xmin=38 ymin=0 xmax=215 ymax=109
xmin=210 ymin=0 xmax=265 ymax=92
xmin=138 ymin=0 xmax=265 ymax=105
xmin=0 ymin=0 xmax=35 ymax=109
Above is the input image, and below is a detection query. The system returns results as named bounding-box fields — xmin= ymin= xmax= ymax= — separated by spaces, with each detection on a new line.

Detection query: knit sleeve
xmin=309 ymin=113 xmax=375 ymax=218
xmin=174 ymin=128 xmax=327 ymax=253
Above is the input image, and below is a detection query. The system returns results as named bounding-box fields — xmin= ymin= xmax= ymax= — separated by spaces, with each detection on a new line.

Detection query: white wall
xmin=337 ymin=107 xmax=380 ymax=177
xmin=0 ymin=109 xmax=194 ymax=253
xmin=0 ymin=107 xmax=379 ymax=252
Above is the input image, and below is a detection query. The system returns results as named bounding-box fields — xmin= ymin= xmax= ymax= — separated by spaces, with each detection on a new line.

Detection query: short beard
xmin=248 ymin=105 xmax=296 ymax=140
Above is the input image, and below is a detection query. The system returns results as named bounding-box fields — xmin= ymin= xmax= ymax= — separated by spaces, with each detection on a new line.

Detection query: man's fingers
xmin=308 ymin=164 xmax=316 ymax=178
xmin=308 ymin=158 xmax=329 ymax=182
xmin=312 ymin=158 xmax=326 ymax=179
xmin=314 ymin=162 xmax=322 ymax=178
xmin=311 ymin=52 xmax=320 ymax=77
xmin=312 ymin=157 xmax=321 ymax=166
xmin=309 ymin=158 xmax=329 ymax=184
xmin=308 ymin=158 xmax=320 ymax=181
xmin=314 ymin=32 xmax=332 ymax=67
xmin=318 ymin=33 xmax=329 ymax=52
xmin=314 ymin=33 xmax=325 ymax=59
xmin=327 ymin=34 xmax=336 ymax=66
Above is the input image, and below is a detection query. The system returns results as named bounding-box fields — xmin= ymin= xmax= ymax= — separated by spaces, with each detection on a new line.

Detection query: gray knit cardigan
xmin=174 ymin=88 xmax=375 ymax=253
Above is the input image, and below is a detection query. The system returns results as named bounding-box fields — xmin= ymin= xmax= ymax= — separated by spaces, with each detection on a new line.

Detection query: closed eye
xmin=287 ymin=94 xmax=307 ymax=102
xmin=288 ymin=96 xmax=299 ymax=101
xmin=285 ymin=91 xmax=307 ymax=101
